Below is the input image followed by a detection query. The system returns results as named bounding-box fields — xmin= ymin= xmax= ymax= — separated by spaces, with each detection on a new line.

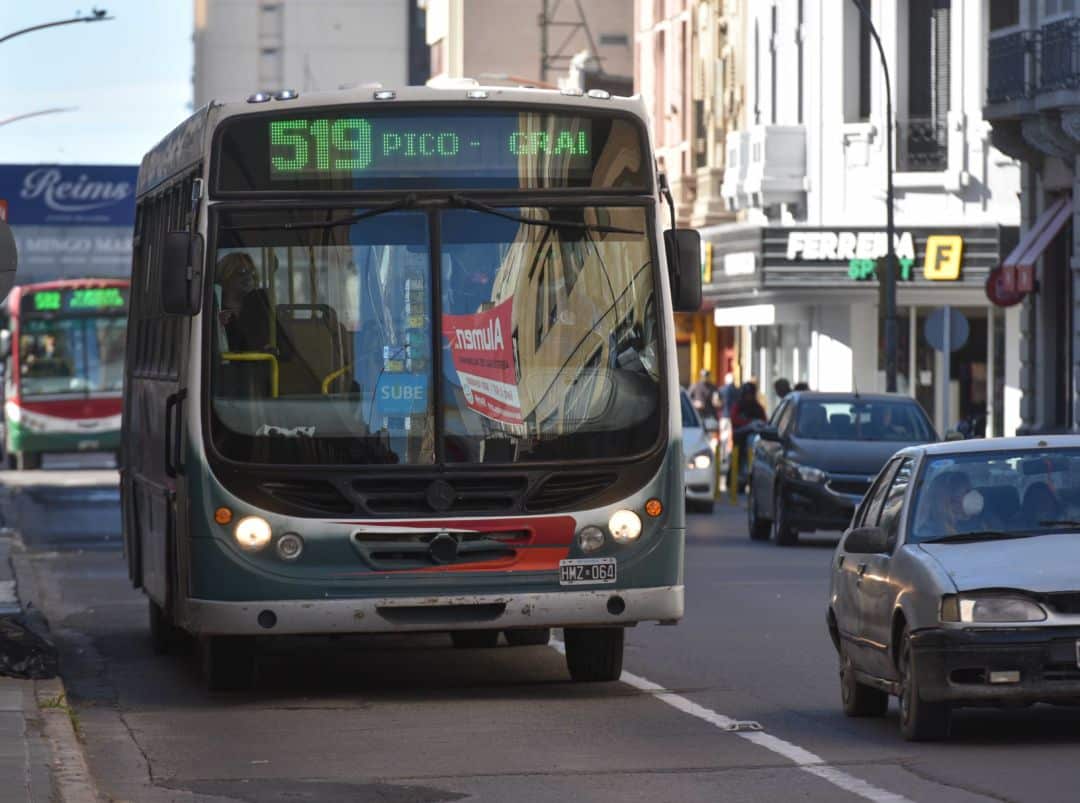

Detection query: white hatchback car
xmin=681 ymin=390 xmax=716 ymax=513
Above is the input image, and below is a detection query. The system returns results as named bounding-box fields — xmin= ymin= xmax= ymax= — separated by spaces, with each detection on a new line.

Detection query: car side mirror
xmin=664 ymin=228 xmax=702 ymax=312
xmin=0 ymin=329 xmax=9 ymax=360
xmin=844 ymin=526 xmax=890 ymax=554
xmin=162 ymin=231 xmax=204 ymax=316
xmin=757 ymin=425 xmax=781 ymax=442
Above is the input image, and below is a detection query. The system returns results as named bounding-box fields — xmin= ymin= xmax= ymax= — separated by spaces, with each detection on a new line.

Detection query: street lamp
xmin=850 ymin=0 xmax=897 ymax=393
xmin=0 ymin=107 xmax=78 ymax=128
xmin=0 ymin=8 xmax=112 ymax=46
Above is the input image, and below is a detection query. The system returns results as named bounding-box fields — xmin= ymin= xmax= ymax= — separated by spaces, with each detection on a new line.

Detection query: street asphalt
xmin=6 ymin=467 xmax=1080 ymax=802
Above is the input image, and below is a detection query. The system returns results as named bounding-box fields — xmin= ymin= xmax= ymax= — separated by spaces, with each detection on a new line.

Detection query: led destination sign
xmin=26 ymin=286 xmax=128 ymax=315
xmin=217 ymin=109 xmax=648 ymax=192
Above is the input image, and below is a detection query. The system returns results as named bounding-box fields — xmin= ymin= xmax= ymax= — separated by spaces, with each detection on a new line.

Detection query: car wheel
xmin=451 ymin=630 xmax=500 ymax=649
xmin=898 ymin=626 xmax=950 ymax=741
xmin=747 ymin=482 xmax=772 ymax=541
xmin=564 ymin=627 xmax=624 ymax=682
xmin=505 ymin=628 xmax=551 ymax=647
xmin=773 ymin=484 xmax=798 ymax=546
xmin=840 ymin=651 xmax=888 ymax=717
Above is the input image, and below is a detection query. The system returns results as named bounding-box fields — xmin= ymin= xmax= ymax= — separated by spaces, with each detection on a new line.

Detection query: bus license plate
xmin=559 ymin=558 xmax=616 ymax=586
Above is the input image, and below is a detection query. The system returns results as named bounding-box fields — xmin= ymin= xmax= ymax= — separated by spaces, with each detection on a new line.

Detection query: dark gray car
xmin=828 ymin=436 xmax=1080 ymax=741
xmin=747 ymin=392 xmax=935 ymax=545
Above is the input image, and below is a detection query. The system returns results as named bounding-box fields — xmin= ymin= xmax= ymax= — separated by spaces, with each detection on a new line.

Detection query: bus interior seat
xmin=275 ymin=304 xmax=344 ymax=395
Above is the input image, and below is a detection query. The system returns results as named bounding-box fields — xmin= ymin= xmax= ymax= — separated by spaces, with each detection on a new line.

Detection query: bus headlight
xmin=608 ymin=509 xmax=642 ymax=544
xmin=577 ymin=526 xmax=605 ymax=553
xmin=234 ymin=516 xmax=272 ymax=552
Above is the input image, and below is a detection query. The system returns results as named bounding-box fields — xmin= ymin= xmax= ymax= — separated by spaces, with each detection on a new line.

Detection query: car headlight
xmin=688 ymin=449 xmax=712 ymax=470
xmin=941 ymin=595 xmax=1047 ymax=623
xmin=784 ymin=460 xmax=826 ymax=483
xmin=608 ymin=509 xmax=642 ymax=544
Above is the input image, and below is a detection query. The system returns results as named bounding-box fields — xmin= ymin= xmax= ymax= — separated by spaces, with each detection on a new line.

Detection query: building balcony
xmin=1039 ymin=17 xmax=1080 ymax=93
xmin=987 ymin=30 xmax=1037 ymax=105
xmin=897 ymin=118 xmax=948 ymax=173
xmin=985 ymin=20 xmax=1080 ymax=116
xmin=742 ymin=125 xmax=806 ymax=210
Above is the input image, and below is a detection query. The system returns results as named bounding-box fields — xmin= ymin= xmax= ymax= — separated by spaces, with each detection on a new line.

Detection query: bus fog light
xmin=234 ymin=516 xmax=272 ymax=552
xmin=608 ymin=510 xmax=642 ymax=544
xmin=276 ymin=533 xmax=304 ymax=561
xmin=577 ymin=526 xmax=605 ymax=553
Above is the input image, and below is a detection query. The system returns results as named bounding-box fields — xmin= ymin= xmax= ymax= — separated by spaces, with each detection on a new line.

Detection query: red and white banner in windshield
xmin=442 ymin=298 xmax=524 ymax=431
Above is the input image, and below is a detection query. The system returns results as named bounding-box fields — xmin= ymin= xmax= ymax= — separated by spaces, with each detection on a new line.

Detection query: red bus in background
xmin=0 ymin=279 xmax=129 ymax=469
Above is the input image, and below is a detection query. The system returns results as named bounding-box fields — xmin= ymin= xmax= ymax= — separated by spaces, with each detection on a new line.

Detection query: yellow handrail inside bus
xmin=321 ymin=364 xmax=351 ymax=395
xmin=221 ymin=352 xmax=279 ymax=398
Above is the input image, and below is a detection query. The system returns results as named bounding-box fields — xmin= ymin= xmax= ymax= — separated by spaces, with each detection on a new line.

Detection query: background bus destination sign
xmin=218 ymin=109 xmax=648 ymax=191
xmin=268 ymin=114 xmax=592 ymax=181
xmin=27 ymin=286 xmax=128 ymax=314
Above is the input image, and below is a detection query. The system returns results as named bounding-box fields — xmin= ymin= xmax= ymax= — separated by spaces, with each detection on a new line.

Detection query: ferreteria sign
xmin=757 ymin=227 xmax=1010 ymax=289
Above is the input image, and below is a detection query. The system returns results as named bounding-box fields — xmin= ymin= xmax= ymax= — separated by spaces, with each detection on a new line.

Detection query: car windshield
xmin=681 ymin=392 xmax=701 ymax=429
xmin=210 ymin=206 xmax=660 ymax=465
xmin=793 ymin=399 xmax=933 ymax=442
xmin=909 ymin=448 xmax=1080 ymax=544
xmin=18 ymin=316 xmax=126 ymax=397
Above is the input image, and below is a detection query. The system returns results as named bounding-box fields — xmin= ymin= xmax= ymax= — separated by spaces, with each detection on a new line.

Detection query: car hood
xmin=789 ymin=437 xmax=908 ymax=475
xmin=919 ymin=534 xmax=1080 ymax=593
xmin=683 ymin=426 xmax=711 ymax=456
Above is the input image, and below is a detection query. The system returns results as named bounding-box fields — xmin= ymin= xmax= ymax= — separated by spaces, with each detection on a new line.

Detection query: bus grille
xmin=258 ymin=480 xmax=353 ymax=514
xmin=352 ymin=475 xmax=528 ymax=516
xmin=526 ymin=473 xmax=617 ymax=512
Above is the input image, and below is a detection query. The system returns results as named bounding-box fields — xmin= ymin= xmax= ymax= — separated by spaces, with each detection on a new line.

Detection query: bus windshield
xmin=18 ymin=316 xmax=126 ymax=398
xmin=210 ymin=205 xmax=660 ymax=465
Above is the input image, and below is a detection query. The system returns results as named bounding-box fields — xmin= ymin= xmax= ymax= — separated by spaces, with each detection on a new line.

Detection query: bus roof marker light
xmin=234 ymin=516 xmax=272 ymax=552
xmin=373 ymin=90 xmax=396 ymax=100
xmin=608 ymin=510 xmax=642 ymax=544
xmin=274 ymin=89 xmax=299 ymax=101
xmin=246 ymin=92 xmax=272 ymax=103
xmin=560 ymin=87 xmax=585 ymax=97
xmin=587 ymin=89 xmax=611 ymax=100
xmin=466 ymin=89 xmax=489 ymax=99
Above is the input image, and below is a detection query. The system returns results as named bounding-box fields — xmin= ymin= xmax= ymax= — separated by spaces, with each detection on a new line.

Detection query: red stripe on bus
xmin=14 ymin=398 xmax=121 ymax=419
xmin=338 ymin=546 xmax=570 ymax=576
xmin=341 ymin=515 xmax=576 ymax=547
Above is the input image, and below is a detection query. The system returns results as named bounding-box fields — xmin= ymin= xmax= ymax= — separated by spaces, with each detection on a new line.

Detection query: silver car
xmin=827 ymin=436 xmax=1080 ymax=741
xmin=681 ymin=390 xmax=716 ymax=513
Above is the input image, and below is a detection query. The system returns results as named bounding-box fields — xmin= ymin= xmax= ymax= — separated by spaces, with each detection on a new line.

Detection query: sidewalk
xmin=0 ymin=534 xmax=98 ymax=802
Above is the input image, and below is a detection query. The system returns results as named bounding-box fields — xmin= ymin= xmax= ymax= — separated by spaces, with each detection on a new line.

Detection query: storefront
xmin=701 ymin=224 xmax=1020 ymax=435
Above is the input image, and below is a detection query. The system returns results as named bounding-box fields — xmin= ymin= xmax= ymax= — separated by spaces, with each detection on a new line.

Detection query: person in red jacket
xmin=730 ymin=382 xmax=766 ymax=492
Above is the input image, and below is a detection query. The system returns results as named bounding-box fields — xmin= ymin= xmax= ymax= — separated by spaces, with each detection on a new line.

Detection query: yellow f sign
xmin=924 ymin=235 xmax=963 ymax=280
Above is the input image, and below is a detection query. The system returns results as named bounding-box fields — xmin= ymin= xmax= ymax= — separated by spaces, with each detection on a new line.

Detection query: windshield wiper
xmin=920 ymin=530 xmax=1035 ymax=544
xmin=221 ymin=194 xmax=417 ymax=231
xmin=448 ymin=195 xmax=643 ymax=235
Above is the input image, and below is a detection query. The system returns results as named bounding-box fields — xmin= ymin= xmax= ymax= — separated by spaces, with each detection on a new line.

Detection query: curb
xmin=3 ymin=533 xmax=102 ymax=803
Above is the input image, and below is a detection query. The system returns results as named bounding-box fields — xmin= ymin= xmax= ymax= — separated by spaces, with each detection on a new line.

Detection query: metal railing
xmin=987 ymin=30 xmax=1037 ymax=103
xmin=897 ymin=118 xmax=948 ymax=172
xmin=1039 ymin=17 xmax=1080 ymax=92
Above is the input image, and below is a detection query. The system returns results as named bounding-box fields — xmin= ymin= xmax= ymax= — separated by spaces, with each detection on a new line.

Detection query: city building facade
xmin=194 ymin=0 xmax=423 ymax=106
xmin=983 ymin=0 xmax=1080 ymax=434
xmin=698 ymin=0 xmax=1022 ymax=435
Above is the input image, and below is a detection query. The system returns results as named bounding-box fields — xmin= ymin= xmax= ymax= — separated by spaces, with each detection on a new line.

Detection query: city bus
xmin=0 ymin=279 xmax=128 ymax=470
xmin=125 ymin=84 xmax=700 ymax=689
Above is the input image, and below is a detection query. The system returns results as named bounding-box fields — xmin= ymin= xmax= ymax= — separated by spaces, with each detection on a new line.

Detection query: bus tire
xmin=201 ymin=636 xmax=256 ymax=691
xmin=14 ymin=452 xmax=40 ymax=471
xmin=504 ymin=628 xmax=551 ymax=647
xmin=450 ymin=630 xmax=500 ymax=649
xmin=148 ymin=598 xmax=177 ymax=655
xmin=564 ymin=627 xmax=624 ymax=682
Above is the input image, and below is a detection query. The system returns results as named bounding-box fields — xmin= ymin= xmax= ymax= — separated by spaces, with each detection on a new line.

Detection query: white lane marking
xmin=0 ymin=580 xmax=15 ymax=604
xmin=551 ymin=639 xmax=914 ymax=803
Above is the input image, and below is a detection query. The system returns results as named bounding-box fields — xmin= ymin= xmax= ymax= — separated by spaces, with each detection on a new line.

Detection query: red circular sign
xmin=985 ymin=266 xmax=1025 ymax=307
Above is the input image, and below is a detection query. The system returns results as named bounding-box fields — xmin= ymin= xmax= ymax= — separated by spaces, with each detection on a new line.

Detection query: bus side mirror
xmin=162 ymin=231 xmax=204 ymax=316
xmin=0 ymin=329 xmax=9 ymax=360
xmin=665 ymin=228 xmax=702 ymax=312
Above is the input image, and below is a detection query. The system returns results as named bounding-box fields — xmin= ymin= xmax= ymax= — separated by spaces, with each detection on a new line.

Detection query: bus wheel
xmin=504 ymin=628 xmax=551 ymax=647
xmin=564 ymin=627 xmax=624 ymax=682
xmin=201 ymin=636 xmax=256 ymax=691
xmin=148 ymin=599 xmax=179 ymax=655
xmin=450 ymin=630 xmax=500 ymax=649
xmin=14 ymin=452 xmax=40 ymax=471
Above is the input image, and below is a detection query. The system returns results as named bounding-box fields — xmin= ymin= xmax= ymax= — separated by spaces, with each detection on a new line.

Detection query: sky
xmin=0 ymin=2 xmax=193 ymax=166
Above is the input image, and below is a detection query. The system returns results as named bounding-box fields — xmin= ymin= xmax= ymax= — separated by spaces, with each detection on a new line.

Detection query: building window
xmin=259 ymin=47 xmax=282 ymax=91
xmin=989 ymin=0 xmax=1020 ymax=30
xmin=843 ymin=0 xmax=872 ymax=122
xmin=599 ymin=33 xmax=630 ymax=46
xmin=899 ymin=0 xmax=950 ymax=172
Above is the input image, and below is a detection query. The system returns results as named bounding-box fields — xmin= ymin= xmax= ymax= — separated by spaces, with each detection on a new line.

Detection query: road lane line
xmin=551 ymin=639 xmax=913 ymax=803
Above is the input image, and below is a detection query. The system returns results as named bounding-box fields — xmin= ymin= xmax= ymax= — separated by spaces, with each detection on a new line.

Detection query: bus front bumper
xmin=183 ymin=585 xmax=684 ymax=636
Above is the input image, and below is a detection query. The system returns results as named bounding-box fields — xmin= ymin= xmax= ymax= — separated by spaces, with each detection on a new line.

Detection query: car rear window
xmin=681 ymin=393 xmax=701 ymax=429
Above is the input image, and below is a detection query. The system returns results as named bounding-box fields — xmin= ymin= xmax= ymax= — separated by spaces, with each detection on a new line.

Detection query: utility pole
xmin=539 ymin=0 xmax=600 ymax=85
xmin=851 ymin=0 xmax=897 ymax=393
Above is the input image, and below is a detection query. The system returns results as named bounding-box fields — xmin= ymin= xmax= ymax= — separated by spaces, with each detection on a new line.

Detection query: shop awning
xmin=1003 ymin=197 xmax=1071 ymax=271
